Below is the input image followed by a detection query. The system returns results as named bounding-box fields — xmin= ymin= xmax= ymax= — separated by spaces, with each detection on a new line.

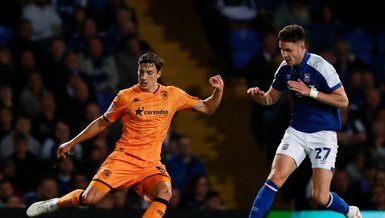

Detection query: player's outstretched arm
xmin=193 ymin=74 xmax=224 ymax=115
xmin=247 ymin=86 xmax=281 ymax=106
xmin=57 ymin=116 xmax=111 ymax=158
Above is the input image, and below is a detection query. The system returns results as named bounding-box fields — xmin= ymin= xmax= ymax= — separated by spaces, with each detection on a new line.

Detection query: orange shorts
xmin=90 ymin=151 xmax=171 ymax=201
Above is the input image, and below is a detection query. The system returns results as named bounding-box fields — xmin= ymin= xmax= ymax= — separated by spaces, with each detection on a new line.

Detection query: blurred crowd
xmin=0 ymin=0 xmax=225 ymax=211
xmin=194 ymin=0 xmax=385 ymax=211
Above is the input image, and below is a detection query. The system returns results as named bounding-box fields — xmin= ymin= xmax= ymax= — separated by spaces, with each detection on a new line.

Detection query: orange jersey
xmin=103 ymin=84 xmax=199 ymax=163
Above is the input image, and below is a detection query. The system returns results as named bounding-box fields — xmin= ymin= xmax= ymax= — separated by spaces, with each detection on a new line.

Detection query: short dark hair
xmin=138 ymin=52 xmax=164 ymax=71
xmin=278 ymin=24 xmax=305 ymax=43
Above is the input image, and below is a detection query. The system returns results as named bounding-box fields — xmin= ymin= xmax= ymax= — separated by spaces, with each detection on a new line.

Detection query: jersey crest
xmin=160 ymin=91 xmax=168 ymax=99
xmin=304 ymin=73 xmax=310 ymax=83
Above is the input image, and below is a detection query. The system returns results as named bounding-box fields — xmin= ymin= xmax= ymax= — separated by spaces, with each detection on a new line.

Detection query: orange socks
xmin=142 ymin=198 xmax=168 ymax=218
xmin=57 ymin=189 xmax=84 ymax=208
xmin=56 ymin=190 xmax=169 ymax=218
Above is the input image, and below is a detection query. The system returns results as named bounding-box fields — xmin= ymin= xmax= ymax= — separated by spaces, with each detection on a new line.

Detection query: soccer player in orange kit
xmin=26 ymin=52 xmax=224 ymax=217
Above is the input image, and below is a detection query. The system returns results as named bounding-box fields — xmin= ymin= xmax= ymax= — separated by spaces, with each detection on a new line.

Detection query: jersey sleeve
xmin=271 ymin=67 xmax=286 ymax=92
xmin=103 ymin=90 xmax=130 ymax=123
xmin=323 ymin=63 xmax=342 ymax=92
xmin=172 ymin=86 xmax=200 ymax=110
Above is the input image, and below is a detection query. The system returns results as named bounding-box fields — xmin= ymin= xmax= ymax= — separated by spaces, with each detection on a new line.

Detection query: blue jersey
xmin=272 ymin=51 xmax=342 ymax=133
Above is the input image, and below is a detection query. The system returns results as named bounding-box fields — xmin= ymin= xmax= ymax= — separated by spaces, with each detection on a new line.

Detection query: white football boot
xmin=26 ymin=198 xmax=59 ymax=217
xmin=346 ymin=206 xmax=362 ymax=218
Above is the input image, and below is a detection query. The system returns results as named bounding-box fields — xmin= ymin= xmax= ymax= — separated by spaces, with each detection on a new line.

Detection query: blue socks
xmin=249 ymin=180 xmax=279 ymax=218
xmin=325 ymin=192 xmax=349 ymax=214
xmin=249 ymin=183 xmax=349 ymax=217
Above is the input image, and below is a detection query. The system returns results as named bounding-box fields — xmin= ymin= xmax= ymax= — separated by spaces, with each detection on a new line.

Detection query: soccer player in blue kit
xmin=247 ymin=24 xmax=362 ymax=218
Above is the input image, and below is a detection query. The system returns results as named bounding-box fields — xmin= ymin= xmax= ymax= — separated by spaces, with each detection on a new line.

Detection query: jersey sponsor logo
xmin=132 ymin=97 xmax=140 ymax=102
xmin=160 ymin=91 xmax=168 ymax=99
xmin=135 ymin=107 xmax=144 ymax=116
xmin=135 ymin=107 xmax=169 ymax=116
xmin=103 ymin=170 xmax=112 ymax=179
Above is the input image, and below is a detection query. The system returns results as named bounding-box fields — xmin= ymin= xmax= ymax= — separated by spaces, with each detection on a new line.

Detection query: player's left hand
xmin=57 ymin=141 xmax=73 ymax=159
xmin=287 ymin=79 xmax=310 ymax=96
xmin=209 ymin=75 xmax=224 ymax=91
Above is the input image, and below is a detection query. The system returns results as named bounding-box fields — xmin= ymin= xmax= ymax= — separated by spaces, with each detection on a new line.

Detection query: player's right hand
xmin=57 ymin=142 xmax=73 ymax=159
xmin=209 ymin=74 xmax=224 ymax=91
xmin=247 ymin=87 xmax=265 ymax=102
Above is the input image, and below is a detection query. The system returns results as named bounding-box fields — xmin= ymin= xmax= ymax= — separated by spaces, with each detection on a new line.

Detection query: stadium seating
xmin=345 ymin=29 xmax=374 ymax=65
xmin=229 ymin=28 xmax=262 ymax=71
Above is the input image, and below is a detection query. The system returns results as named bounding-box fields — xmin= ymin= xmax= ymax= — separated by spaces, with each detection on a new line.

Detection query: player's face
xmin=279 ymin=40 xmax=305 ymax=67
xmin=138 ymin=63 xmax=161 ymax=92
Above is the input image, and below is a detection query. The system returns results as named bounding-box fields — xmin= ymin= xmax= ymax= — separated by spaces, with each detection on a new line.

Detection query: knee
xmin=268 ymin=170 xmax=286 ymax=187
xmin=155 ymin=182 xmax=172 ymax=201
xmin=312 ymin=191 xmax=330 ymax=206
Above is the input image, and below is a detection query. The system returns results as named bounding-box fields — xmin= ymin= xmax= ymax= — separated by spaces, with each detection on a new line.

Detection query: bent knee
xmin=268 ymin=171 xmax=288 ymax=187
xmin=155 ymin=182 xmax=172 ymax=201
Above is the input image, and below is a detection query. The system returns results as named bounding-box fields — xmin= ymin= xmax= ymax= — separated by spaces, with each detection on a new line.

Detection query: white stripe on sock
xmin=264 ymin=183 xmax=278 ymax=192
xmin=326 ymin=193 xmax=333 ymax=208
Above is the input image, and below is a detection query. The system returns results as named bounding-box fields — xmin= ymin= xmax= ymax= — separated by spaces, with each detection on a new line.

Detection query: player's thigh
xmin=131 ymin=164 xmax=171 ymax=200
xmin=312 ymin=168 xmax=333 ymax=193
xmin=268 ymin=154 xmax=298 ymax=187
xmin=142 ymin=175 xmax=172 ymax=198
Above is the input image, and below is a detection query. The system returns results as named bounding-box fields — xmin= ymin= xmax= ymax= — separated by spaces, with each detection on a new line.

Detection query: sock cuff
xmin=265 ymin=180 xmax=279 ymax=192
xmin=153 ymin=197 xmax=169 ymax=206
xmin=326 ymin=192 xmax=333 ymax=208
xmin=79 ymin=191 xmax=86 ymax=206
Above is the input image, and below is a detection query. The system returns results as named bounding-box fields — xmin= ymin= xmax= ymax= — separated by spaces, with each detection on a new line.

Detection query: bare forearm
xmin=257 ymin=93 xmax=276 ymax=106
xmin=202 ymin=88 xmax=223 ymax=114
xmin=251 ymin=87 xmax=280 ymax=106
xmin=314 ymin=91 xmax=349 ymax=110
xmin=69 ymin=117 xmax=109 ymax=145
